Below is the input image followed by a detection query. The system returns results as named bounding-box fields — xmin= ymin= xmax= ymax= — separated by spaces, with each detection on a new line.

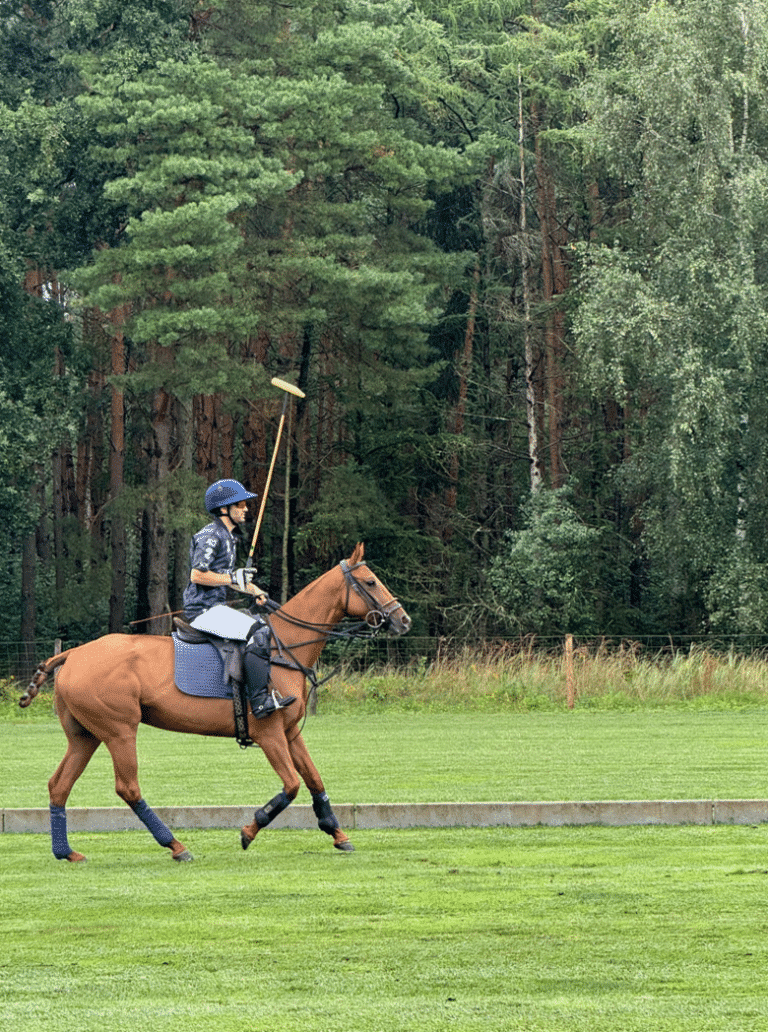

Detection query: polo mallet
xmin=246 ymin=377 xmax=306 ymax=569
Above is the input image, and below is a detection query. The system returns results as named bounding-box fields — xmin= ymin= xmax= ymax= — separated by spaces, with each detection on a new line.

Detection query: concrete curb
xmin=4 ymin=799 xmax=768 ymax=834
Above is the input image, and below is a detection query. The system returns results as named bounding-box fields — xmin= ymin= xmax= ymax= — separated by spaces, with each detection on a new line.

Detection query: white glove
xmin=230 ymin=568 xmax=264 ymax=597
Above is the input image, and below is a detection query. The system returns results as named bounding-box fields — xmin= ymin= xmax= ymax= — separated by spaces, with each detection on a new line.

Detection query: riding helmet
xmin=205 ymin=479 xmax=258 ymax=513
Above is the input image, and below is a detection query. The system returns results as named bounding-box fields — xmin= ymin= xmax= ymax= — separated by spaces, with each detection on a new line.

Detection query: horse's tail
xmin=18 ymin=651 xmax=72 ymax=708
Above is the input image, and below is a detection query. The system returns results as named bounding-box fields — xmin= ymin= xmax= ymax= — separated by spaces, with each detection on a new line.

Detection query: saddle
xmin=173 ymin=617 xmax=258 ymax=748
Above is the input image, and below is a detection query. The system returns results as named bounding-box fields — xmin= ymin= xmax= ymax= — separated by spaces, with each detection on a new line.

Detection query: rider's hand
xmin=230 ymin=569 xmax=265 ymax=602
xmin=246 ymin=583 xmax=268 ymax=603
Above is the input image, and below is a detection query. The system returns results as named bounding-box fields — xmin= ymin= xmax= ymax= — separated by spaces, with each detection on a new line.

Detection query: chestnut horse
xmin=19 ymin=543 xmax=411 ymax=862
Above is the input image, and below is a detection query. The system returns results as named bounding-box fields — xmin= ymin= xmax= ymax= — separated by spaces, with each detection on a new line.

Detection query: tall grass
xmin=5 ymin=642 xmax=768 ymax=719
xmin=309 ymin=642 xmax=768 ymax=713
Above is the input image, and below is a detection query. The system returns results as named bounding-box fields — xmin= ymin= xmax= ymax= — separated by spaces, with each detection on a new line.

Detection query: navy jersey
xmin=182 ymin=517 xmax=239 ymax=619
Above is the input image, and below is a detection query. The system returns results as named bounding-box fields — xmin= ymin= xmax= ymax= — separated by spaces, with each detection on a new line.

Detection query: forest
xmin=2 ymin=0 xmax=768 ymax=656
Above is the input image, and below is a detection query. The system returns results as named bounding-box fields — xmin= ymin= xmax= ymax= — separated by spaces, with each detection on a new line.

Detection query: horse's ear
xmin=351 ymin=542 xmax=365 ymax=563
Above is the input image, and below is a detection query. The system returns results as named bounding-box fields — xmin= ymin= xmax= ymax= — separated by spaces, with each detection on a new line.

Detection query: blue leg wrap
xmin=254 ymin=790 xmax=291 ymax=829
xmin=312 ymin=791 xmax=339 ymax=835
xmin=50 ymin=804 xmax=73 ymax=860
xmin=130 ymin=799 xmax=175 ymax=848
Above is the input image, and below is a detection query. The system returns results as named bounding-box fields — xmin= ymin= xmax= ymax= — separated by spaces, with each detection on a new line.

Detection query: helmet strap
xmin=217 ymin=506 xmax=235 ymax=530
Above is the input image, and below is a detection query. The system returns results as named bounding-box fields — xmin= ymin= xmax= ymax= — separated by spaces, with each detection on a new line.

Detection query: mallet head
xmin=271 ymin=377 xmax=306 ymax=399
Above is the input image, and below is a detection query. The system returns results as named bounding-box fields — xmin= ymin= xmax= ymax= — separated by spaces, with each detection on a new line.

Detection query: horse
xmin=19 ymin=543 xmax=411 ymax=862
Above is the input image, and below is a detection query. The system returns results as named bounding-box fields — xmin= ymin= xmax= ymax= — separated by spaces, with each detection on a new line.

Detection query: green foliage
xmin=704 ymin=545 xmax=768 ymax=634
xmin=488 ymin=488 xmax=603 ymax=635
xmin=5 ymin=0 xmax=768 ymax=644
xmin=0 ymin=273 xmax=79 ymax=534
xmin=569 ymin=0 xmax=768 ymax=632
xmin=297 ymin=458 xmax=402 ymax=558
xmin=73 ymin=56 xmax=296 ymax=360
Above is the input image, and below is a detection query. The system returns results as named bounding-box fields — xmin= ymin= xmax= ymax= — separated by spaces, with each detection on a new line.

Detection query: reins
xmin=262 ymin=558 xmax=404 ymax=713
xmin=264 ymin=559 xmax=403 ymax=650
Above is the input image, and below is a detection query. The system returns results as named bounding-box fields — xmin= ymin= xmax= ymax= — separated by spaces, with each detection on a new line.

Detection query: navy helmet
xmin=205 ymin=479 xmax=257 ymax=514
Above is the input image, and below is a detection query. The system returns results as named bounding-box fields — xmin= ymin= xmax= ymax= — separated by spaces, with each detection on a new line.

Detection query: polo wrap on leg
xmin=130 ymin=798 xmax=175 ymax=848
xmin=50 ymin=804 xmax=73 ymax=860
xmin=312 ymin=791 xmax=339 ymax=835
xmin=254 ymin=790 xmax=291 ymax=829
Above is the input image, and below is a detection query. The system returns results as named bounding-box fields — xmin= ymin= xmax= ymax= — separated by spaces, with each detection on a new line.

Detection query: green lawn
xmin=3 ymin=708 xmax=768 ymax=810
xmin=3 ymin=825 xmax=768 ymax=1032
xmin=5 ymin=708 xmax=768 ymax=1031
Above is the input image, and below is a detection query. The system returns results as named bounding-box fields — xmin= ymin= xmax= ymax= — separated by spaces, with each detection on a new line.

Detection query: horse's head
xmin=340 ymin=543 xmax=412 ymax=637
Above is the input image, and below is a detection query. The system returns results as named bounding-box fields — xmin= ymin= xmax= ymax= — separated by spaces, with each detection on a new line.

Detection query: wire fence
xmin=0 ymin=640 xmax=63 ymax=688
xmin=6 ymin=631 xmax=768 ymax=689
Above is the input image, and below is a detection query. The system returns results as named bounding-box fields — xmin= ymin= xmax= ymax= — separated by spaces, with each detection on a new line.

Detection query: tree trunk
xmin=535 ymin=135 xmax=568 ymax=488
xmin=445 ymin=257 xmax=479 ymax=535
xmin=51 ymin=344 xmax=75 ymax=606
xmin=520 ymin=70 xmax=543 ymax=493
xmin=108 ymin=304 xmax=129 ymax=632
xmin=194 ymin=394 xmax=219 ymax=479
xmin=140 ymin=344 xmax=175 ymax=634
xmin=19 ymin=483 xmax=43 ymax=682
xmin=171 ymin=396 xmax=194 ymax=615
xmin=241 ymin=329 xmax=269 ymax=503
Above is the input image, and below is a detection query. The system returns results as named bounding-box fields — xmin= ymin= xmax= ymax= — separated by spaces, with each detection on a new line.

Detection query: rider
xmin=182 ymin=478 xmax=295 ymax=719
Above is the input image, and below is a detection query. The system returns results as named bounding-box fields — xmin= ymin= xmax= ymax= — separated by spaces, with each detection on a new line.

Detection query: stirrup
xmin=251 ymin=692 xmax=297 ymax=719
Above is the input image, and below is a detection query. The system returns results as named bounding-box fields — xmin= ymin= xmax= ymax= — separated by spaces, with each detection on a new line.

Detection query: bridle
xmin=261 ymin=559 xmax=405 ymax=668
xmin=260 ymin=560 xmax=406 ymax=730
xmin=339 ymin=559 xmax=406 ymax=631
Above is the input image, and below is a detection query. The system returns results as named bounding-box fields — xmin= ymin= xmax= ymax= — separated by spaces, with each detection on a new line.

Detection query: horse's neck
xmin=270 ymin=571 xmax=346 ymax=669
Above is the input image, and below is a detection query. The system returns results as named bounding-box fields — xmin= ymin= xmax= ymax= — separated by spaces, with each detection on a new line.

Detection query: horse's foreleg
xmin=240 ymin=731 xmax=301 ymax=850
xmin=106 ymin=735 xmax=192 ymax=862
xmin=240 ymin=789 xmax=295 ymax=850
xmin=288 ymin=732 xmax=354 ymax=852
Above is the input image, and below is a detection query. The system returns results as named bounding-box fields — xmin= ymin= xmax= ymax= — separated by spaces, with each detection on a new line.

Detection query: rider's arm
xmin=190 ymin=568 xmax=266 ymax=601
xmin=190 ymin=569 xmax=232 ymax=587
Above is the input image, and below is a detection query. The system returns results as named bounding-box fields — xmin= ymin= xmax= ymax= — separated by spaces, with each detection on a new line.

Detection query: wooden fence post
xmin=565 ymin=634 xmax=575 ymax=709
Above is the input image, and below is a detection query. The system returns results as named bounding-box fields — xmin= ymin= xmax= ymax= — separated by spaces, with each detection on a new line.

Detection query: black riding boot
xmin=243 ymin=643 xmax=296 ymax=719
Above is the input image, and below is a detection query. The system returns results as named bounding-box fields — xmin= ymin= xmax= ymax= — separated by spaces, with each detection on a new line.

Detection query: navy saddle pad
xmin=173 ymin=633 xmax=232 ymax=699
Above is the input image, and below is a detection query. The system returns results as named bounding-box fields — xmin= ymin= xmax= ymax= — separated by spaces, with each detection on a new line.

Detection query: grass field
xmin=3 ymin=825 xmax=768 ymax=1032
xmin=5 ymin=650 xmax=768 ymax=1031
xmin=3 ymin=708 xmax=768 ymax=810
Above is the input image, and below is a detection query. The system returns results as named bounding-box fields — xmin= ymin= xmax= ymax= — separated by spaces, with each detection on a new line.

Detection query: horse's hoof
xmin=66 ymin=852 xmax=87 ymax=863
xmin=334 ymin=840 xmax=355 ymax=852
xmin=170 ymin=840 xmax=193 ymax=862
xmin=240 ymin=827 xmax=255 ymax=851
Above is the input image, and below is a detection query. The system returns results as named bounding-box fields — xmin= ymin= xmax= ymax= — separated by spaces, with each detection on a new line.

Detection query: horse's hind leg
xmin=288 ymin=731 xmax=354 ymax=852
xmin=104 ymin=733 xmax=192 ymax=862
xmin=48 ymin=710 xmax=101 ymax=862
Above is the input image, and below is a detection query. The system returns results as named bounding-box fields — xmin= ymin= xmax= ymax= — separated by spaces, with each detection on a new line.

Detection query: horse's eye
xmin=366 ymin=579 xmax=376 ymax=588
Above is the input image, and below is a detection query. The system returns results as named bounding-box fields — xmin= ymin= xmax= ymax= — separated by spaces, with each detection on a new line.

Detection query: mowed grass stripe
xmin=3 ymin=709 xmax=768 ymax=809
xmin=3 ymin=826 xmax=768 ymax=1032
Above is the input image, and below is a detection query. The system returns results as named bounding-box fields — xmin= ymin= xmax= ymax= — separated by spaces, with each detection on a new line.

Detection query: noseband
xmin=340 ymin=560 xmax=405 ymax=630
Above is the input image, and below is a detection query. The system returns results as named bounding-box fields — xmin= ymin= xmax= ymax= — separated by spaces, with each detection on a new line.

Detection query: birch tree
xmin=574 ymin=0 xmax=768 ymax=630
